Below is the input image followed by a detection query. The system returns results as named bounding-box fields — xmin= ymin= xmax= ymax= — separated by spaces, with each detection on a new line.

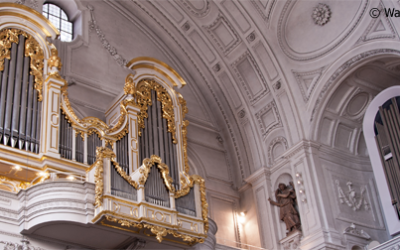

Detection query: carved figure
xmin=268 ymin=182 xmax=301 ymax=235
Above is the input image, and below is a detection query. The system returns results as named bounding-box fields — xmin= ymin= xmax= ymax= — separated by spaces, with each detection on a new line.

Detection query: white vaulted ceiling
xmin=37 ymin=0 xmax=400 ymax=187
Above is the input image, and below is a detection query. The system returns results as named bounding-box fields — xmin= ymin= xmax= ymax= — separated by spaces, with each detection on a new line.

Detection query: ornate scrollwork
xmin=0 ymin=28 xmax=44 ymax=101
xmin=124 ymin=73 xmax=136 ymax=96
xmin=174 ymin=174 xmax=209 ymax=233
xmin=25 ymin=35 xmax=44 ymax=101
xmin=47 ymin=42 xmax=62 ymax=71
xmin=0 ymin=28 xmax=25 ymax=71
xmin=139 ymin=155 xmax=175 ymax=193
xmin=61 ymin=86 xmax=81 ymax=125
xmin=143 ymin=223 xmax=204 ymax=244
xmin=105 ymin=215 xmax=143 ymax=228
xmin=94 ymin=147 xmax=138 ymax=207
xmin=136 ymin=79 xmax=177 ymax=143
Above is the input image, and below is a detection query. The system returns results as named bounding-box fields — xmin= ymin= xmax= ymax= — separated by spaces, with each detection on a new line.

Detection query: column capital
xmin=245 ymin=168 xmax=271 ymax=186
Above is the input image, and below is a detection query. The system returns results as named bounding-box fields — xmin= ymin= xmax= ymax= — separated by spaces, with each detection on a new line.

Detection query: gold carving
xmin=105 ymin=139 xmax=114 ymax=149
xmin=174 ymin=174 xmax=209 ymax=233
xmin=25 ymin=34 xmax=44 ymax=102
xmin=136 ymin=79 xmax=177 ymax=143
xmin=61 ymin=86 xmax=81 ymax=125
xmin=0 ymin=29 xmax=25 ymax=71
xmin=94 ymin=147 xmax=138 ymax=207
xmin=47 ymin=42 xmax=62 ymax=71
xmin=124 ymin=73 xmax=136 ymax=96
xmin=0 ymin=28 xmax=44 ymax=101
xmin=105 ymin=215 xmax=143 ymax=229
xmin=143 ymin=223 xmax=204 ymax=244
xmin=0 ymin=175 xmax=31 ymax=192
xmin=139 ymin=155 xmax=175 ymax=193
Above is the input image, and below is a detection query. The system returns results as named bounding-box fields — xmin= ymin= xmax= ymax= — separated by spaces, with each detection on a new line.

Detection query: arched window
xmin=42 ymin=3 xmax=73 ymax=42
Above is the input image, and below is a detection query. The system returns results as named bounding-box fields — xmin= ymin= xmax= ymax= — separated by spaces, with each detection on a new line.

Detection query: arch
xmin=42 ymin=3 xmax=73 ymax=41
xmin=310 ymin=44 xmax=400 ymax=140
xmin=0 ymin=3 xmax=59 ymax=60
xmin=363 ymin=85 xmax=400 ymax=235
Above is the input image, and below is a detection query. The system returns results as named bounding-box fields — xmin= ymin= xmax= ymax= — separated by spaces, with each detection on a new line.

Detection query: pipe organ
xmin=375 ymin=97 xmax=400 ymax=220
xmin=0 ymin=30 xmax=42 ymax=154
xmin=0 ymin=4 xmax=208 ymax=246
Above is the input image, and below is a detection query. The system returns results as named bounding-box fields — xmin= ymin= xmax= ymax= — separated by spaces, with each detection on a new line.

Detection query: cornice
xmin=245 ymin=167 xmax=271 ymax=185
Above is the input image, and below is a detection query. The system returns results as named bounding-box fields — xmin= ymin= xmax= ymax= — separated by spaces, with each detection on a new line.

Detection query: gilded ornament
xmin=105 ymin=215 xmax=143 ymax=228
xmin=124 ymin=73 xmax=136 ymax=96
xmin=174 ymin=174 xmax=209 ymax=234
xmin=0 ymin=29 xmax=26 ymax=71
xmin=106 ymin=102 xmax=127 ymax=134
xmin=47 ymin=42 xmax=62 ymax=71
xmin=61 ymin=86 xmax=81 ymax=124
xmin=105 ymin=139 xmax=114 ymax=149
xmin=25 ymin=34 xmax=44 ymax=102
xmin=143 ymin=223 xmax=204 ymax=244
xmin=0 ymin=175 xmax=31 ymax=192
xmin=139 ymin=155 xmax=175 ymax=193
xmin=94 ymin=147 xmax=138 ymax=208
xmin=136 ymin=79 xmax=177 ymax=143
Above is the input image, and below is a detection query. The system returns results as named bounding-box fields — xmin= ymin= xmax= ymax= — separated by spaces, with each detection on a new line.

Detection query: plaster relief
xmin=253 ymin=42 xmax=278 ymax=81
xmin=189 ymin=29 xmax=216 ymax=63
xmin=268 ymin=136 xmax=288 ymax=165
xmin=178 ymin=0 xmax=210 ymax=18
xmin=278 ymin=0 xmax=368 ymax=60
xmin=218 ymin=72 xmax=242 ymax=109
xmin=221 ymin=0 xmax=251 ymax=33
xmin=232 ymin=51 xmax=269 ymax=105
xmin=357 ymin=3 xmax=398 ymax=43
xmin=293 ymin=67 xmax=324 ymax=102
xmin=255 ymin=101 xmax=282 ymax=138
xmin=335 ymin=180 xmax=370 ymax=211
xmin=204 ymin=14 xmax=241 ymax=55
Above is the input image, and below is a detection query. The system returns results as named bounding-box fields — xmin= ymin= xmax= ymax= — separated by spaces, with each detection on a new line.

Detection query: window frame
xmin=42 ymin=2 xmax=74 ymax=42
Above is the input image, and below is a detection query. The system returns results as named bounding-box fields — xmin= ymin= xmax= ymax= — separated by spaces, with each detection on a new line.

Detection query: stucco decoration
xmin=268 ymin=136 xmax=288 ymax=165
xmin=179 ymin=0 xmax=210 ymax=18
xmin=335 ymin=180 xmax=370 ymax=211
xmin=14 ymin=0 xmax=38 ymax=11
xmin=312 ymin=3 xmax=331 ymax=26
xmin=87 ymin=5 xmax=127 ymax=67
xmin=293 ymin=67 xmax=324 ymax=102
xmin=278 ymin=0 xmax=368 ymax=60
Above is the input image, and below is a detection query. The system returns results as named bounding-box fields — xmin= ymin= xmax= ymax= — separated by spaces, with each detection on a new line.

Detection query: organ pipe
xmin=375 ymin=97 xmax=400 ymax=219
xmin=87 ymin=132 xmax=102 ymax=165
xmin=0 ymin=34 xmax=41 ymax=153
xmin=59 ymin=111 xmax=72 ymax=160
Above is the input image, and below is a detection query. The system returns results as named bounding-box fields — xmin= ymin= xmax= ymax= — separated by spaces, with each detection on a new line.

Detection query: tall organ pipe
xmin=0 ymin=35 xmax=41 ymax=153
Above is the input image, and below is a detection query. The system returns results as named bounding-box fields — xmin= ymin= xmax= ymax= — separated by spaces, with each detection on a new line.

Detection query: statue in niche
xmin=268 ymin=182 xmax=301 ymax=235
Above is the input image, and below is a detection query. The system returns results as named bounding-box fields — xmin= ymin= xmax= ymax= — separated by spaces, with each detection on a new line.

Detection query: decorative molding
xmin=0 ymin=239 xmax=44 ymax=250
xmin=237 ymin=109 xmax=246 ymax=119
xmin=204 ymin=13 xmax=241 ymax=55
xmin=182 ymin=21 xmax=190 ymax=32
xmin=246 ymin=31 xmax=256 ymax=43
xmin=14 ymin=0 xmax=38 ymax=11
xmin=267 ymin=136 xmax=288 ymax=165
xmin=278 ymin=0 xmax=368 ymax=61
xmin=255 ymin=101 xmax=282 ymax=138
xmin=0 ymin=230 xmax=22 ymax=239
xmin=87 ymin=5 xmax=127 ymax=67
xmin=335 ymin=180 xmax=370 ymax=211
xmin=212 ymin=63 xmax=221 ymax=72
xmin=232 ymin=50 xmax=269 ymax=104
xmin=311 ymin=49 xmax=400 ymax=121
xmin=312 ymin=3 xmax=331 ymax=26
xmin=136 ymin=1 xmax=247 ymax=183
xmin=250 ymin=0 xmax=276 ymax=24
xmin=293 ymin=67 xmax=324 ymax=102
xmin=343 ymin=223 xmax=371 ymax=240
xmin=357 ymin=2 xmax=398 ymax=43
xmin=178 ymin=0 xmax=210 ymax=18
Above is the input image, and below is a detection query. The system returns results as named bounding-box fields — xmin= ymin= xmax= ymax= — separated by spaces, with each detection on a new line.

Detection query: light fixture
xmin=13 ymin=165 xmax=21 ymax=171
xmin=238 ymin=212 xmax=246 ymax=224
xmin=67 ymin=175 xmax=75 ymax=181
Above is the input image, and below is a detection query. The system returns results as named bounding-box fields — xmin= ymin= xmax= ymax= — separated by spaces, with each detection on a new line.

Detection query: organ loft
xmin=0 ymin=4 xmax=210 ymax=249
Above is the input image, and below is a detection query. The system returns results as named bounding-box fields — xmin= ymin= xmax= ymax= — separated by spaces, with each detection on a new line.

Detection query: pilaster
xmin=126 ymin=103 xmax=141 ymax=173
xmin=42 ymin=77 xmax=65 ymax=157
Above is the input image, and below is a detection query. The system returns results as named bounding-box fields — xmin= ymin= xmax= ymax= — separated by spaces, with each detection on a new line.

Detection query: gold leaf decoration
xmin=0 ymin=29 xmax=25 ymax=71
xmin=25 ymin=34 xmax=44 ymax=102
xmin=0 ymin=28 xmax=44 ymax=101
xmin=136 ymin=79 xmax=177 ymax=143
xmin=61 ymin=85 xmax=81 ymax=125
xmin=105 ymin=215 xmax=143 ymax=229
xmin=139 ymin=155 xmax=175 ymax=193
xmin=124 ymin=73 xmax=136 ymax=96
xmin=47 ymin=42 xmax=62 ymax=71
xmin=174 ymin=174 xmax=209 ymax=234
